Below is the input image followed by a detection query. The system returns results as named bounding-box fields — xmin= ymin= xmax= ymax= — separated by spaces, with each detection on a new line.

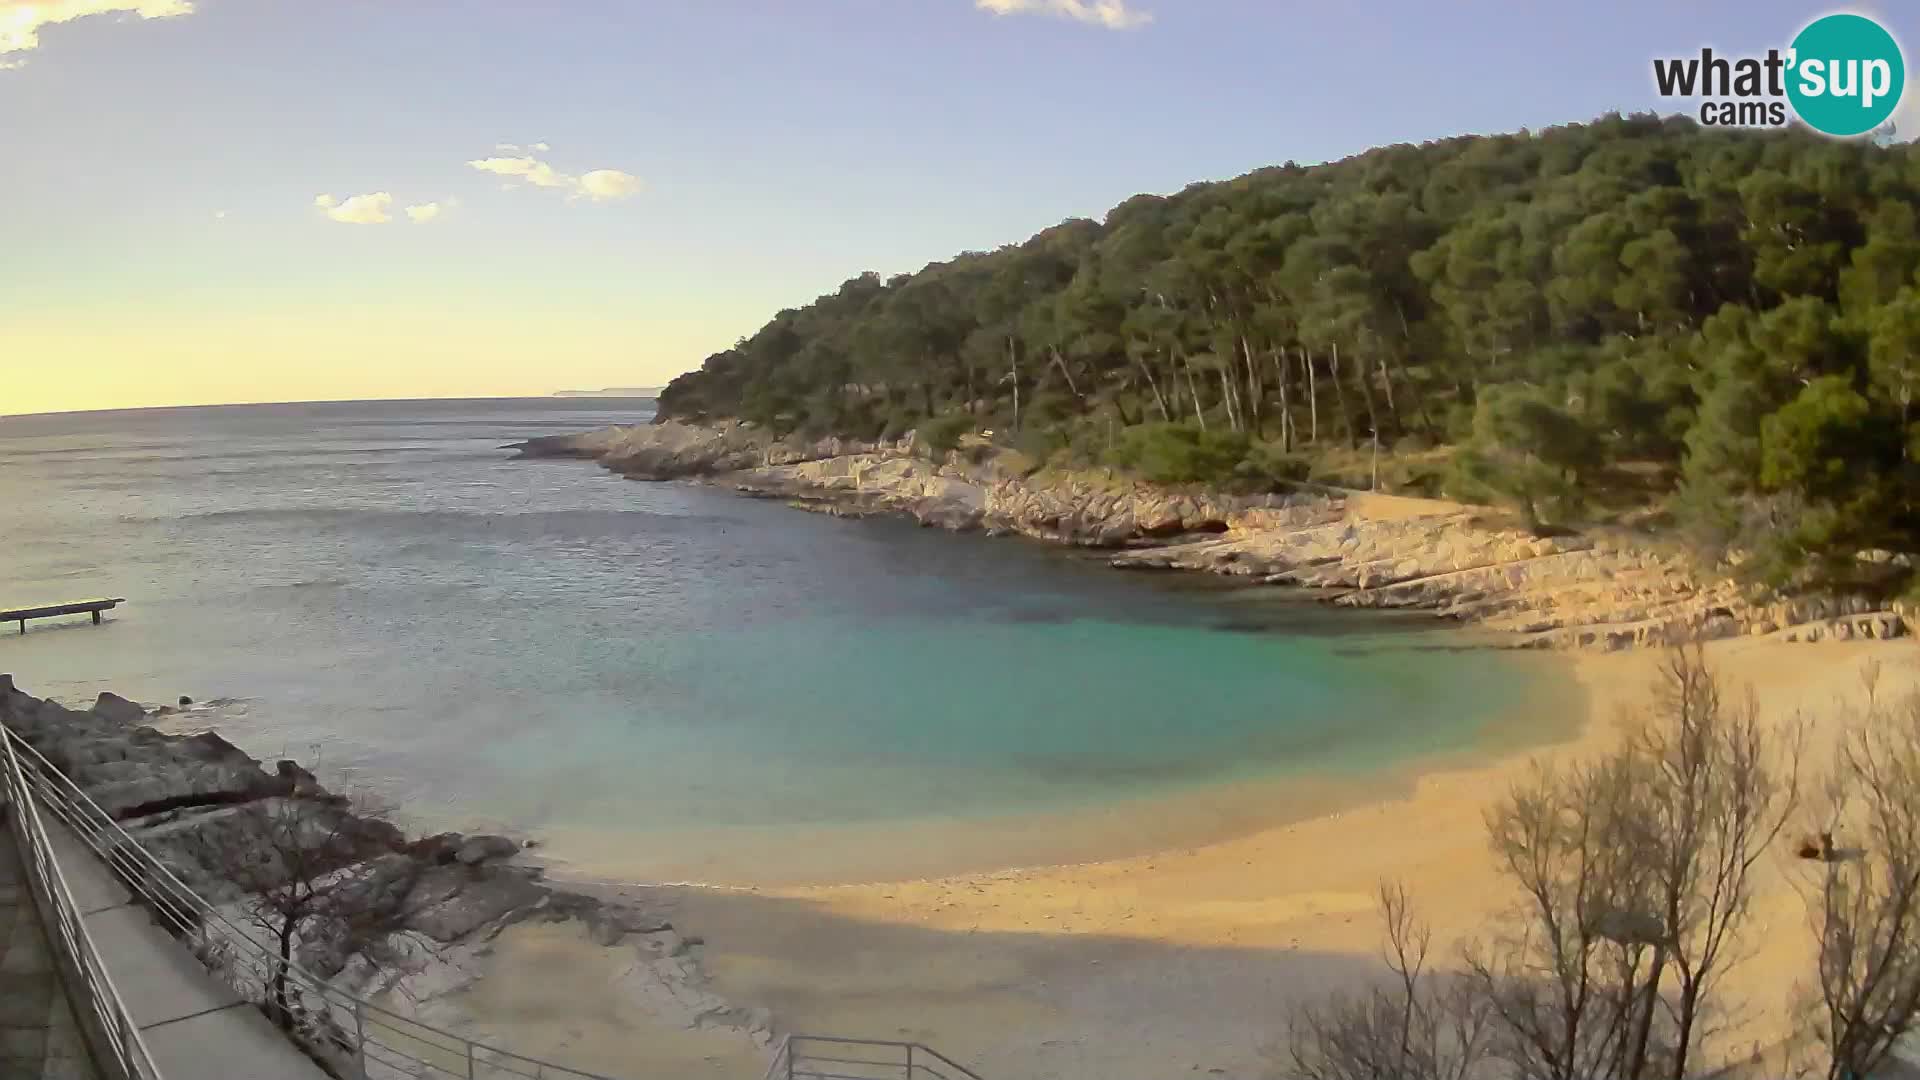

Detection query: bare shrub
xmin=1281 ymin=647 xmax=1805 ymax=1080
xmin=1798 ymin=668 xmax=1920 ymax=1080
xmin=187 ymin=790 xmax=405 ymax=1030
xmin=1285 ymin=883 xmax=1490 ymax=1080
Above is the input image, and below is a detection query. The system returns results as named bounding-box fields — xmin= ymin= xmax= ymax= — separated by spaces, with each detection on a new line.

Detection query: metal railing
xmin=2 ymin=724 xmax=623 ymax=1080
xmin=1 ymin=724 xmax=163 ymax=1080
xmin=763 ymin=1036 xmax=983 ymax=1080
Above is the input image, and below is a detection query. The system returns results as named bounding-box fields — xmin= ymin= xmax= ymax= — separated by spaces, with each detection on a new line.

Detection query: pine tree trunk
xmin=1329 ymin=342 xmax=1355 ymax=449
xmin=1351 ymin=343 xmax=1381 ymax=447
xmin=1160 ymin=349 xmax=1183 ymax=419
xmin=1137 ymin=355 xmax=1171 ymax=422
xmin=1241 ymin=335 xmax=1262 ymax=437
xmin=1303 ymin=345 xmax=1319 ymax=445
xmin=1272 ymin=349 xmax=1293 ymax=453
xmin=1377 ymin=353 xmax=1401 ymax=432
xmin=1393 ymin=354 xmax=1435 ymax=435
xmin=1006 ymin=335 xmax=1021 ymax=433
xmin=1050 ymin=346 xmax=1082 ymax=402
xmin=1181 ymin=352 xmax=1208 ymax=430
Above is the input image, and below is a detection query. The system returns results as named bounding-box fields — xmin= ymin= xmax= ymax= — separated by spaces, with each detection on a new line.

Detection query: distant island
xmin=552 ymin=387 xmax=661 ymax=399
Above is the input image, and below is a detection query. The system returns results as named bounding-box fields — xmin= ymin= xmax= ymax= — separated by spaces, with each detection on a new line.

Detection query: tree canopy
xmin=659 ymin=114 xmax=1920 ymax=593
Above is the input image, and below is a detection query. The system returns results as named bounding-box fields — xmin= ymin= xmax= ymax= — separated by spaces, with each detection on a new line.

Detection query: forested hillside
xmin=658 ymin=114 xmax=1920 ymax=594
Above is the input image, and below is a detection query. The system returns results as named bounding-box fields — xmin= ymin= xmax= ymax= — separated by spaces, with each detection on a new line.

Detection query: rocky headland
xmin=0 ymin=674 xmax=771 ymax=1074
xmin=514 ymin=420 xmax=1915 ymax=651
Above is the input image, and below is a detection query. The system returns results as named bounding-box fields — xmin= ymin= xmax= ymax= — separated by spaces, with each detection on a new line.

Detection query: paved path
xmin=44 ymin=821 xmax=332 ymax=1079
xmin=0 ymin=816 xmax=97 ymax=1080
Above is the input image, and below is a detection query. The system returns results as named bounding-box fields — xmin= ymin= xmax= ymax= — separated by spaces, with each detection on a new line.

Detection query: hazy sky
xmin=2 ymin=1 xmax=1913 ymax=415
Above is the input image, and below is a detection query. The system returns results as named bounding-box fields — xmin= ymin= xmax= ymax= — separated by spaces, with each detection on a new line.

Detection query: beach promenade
xmin=45 ymin=817 xmax=328 ymax=1079
xmin=0 ymin=823 xmax=96 ymax=1080
xmin=2 ymin=753 xmax=325 ymax=1080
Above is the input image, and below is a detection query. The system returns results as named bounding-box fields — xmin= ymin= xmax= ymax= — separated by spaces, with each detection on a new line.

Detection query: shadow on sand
xmin=645 ymin=885 xmax=1393 ymax=1080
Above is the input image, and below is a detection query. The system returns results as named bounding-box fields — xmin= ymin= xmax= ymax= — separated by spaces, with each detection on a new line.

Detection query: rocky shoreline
xmin=0 ymin=674 xmax=771 ymax=1073
xmin=515 ymin=420 xmax=1915 ymax=650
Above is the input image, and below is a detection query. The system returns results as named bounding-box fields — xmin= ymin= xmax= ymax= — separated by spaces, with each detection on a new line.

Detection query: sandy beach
xmin=444 ymin=635 xmax=1918 ymax=1080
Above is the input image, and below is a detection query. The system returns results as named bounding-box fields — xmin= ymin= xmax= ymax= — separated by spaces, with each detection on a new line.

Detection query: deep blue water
xmin=0 ymin=399 xmax=1574 ymax=884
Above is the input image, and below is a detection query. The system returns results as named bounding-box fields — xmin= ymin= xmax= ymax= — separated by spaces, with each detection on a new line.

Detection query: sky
xmin=2 ymin=0 xmax=1916 ymax=416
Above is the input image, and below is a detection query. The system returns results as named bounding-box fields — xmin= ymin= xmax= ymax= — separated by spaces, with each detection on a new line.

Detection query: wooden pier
xmin=3 ymin=599 xmax=126 ymax=634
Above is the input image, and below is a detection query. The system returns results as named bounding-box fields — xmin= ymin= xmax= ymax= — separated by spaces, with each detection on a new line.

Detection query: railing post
xmin=907 ymin=1043 xmax=915 ymax=1079
xmin=354 ymin=998 xmax=367 ymax=1078
xmin=786 ymin=1037 xmax=796 ymax=1080
xmin=467 ymin=1039 xmax=477 ymax=1079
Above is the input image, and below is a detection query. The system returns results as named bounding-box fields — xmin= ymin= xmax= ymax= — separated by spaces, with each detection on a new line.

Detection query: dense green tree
xmin=1868 ymin=288 xmax=1920 ymax=431
xmin=1452 ymin=384 xmax=1600 ymax=527
xmin=657 ymin=115 xmax=1920 ymax=595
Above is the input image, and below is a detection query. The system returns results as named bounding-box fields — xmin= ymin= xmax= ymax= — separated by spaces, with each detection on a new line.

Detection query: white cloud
xmin=578 ymin=169 xmax=641 ymax=202
xmin=469 ymin=146 xmax=642 ymax=204
xmin=212 ymin=209 xmax=226 ymax=220
xmin=974 ymin=0 xmax=1150 ymax=29
xmin=314 ymin=192 xmax=393 ymax=225
xmin=404 ymin=202 xmax=443 ymax=224
xmin=0 ymin=0 xmax=194 ymax=57
xmin=468 ymin=153 xmax=572 ymax=189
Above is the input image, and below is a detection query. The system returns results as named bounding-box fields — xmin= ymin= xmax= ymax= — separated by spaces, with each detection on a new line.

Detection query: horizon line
xmin=0 ymin=392 xmax=662 ymax=421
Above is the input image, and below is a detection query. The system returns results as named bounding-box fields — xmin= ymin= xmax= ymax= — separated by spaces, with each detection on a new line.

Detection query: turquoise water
xmin=0 ymin=399 xmax=1575 ymax=884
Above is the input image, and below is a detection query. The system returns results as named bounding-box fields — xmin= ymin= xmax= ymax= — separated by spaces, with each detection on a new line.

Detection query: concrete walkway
xmin=45 ymin=820 xmax=329 ymax=1079
xmin=0 ymin=821 xmax=96 ymax=1080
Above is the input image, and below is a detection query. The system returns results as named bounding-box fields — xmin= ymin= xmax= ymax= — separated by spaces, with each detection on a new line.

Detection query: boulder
xmin=403 ymin=868 xmax=550 ymax=942
xmin=84 ymin=760 xmax=268 ymax=817
xmin=453 ymin=834 xmax=520 ymax=866
xmin=410 ymin=832 xmax=467 ymax=865
xmin=335 ymin=852 xmax=429 ymax=915
xmin=274 ymin=759 xmax=320 ymax=795
xmin=92 ymin=692 xmax=146 ymax=725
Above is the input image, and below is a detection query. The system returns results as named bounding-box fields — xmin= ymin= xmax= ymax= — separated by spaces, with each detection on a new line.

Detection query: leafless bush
xmin=1285 ymin=883 xmax=1490 ymax=1080
xmin=1798 ymin=666 xmax=1920 ymax=1080
xmin=187 ymin=790 xmax=404 ymax=1031
xmin=1281 ymin=647 xmax=1806 ymax=1080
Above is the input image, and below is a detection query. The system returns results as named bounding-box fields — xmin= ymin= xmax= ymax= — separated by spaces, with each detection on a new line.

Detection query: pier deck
xmin=2 ymin=601 xmax=126 ymax=634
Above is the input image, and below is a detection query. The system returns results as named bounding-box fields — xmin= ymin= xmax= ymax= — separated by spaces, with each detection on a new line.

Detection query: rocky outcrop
xmin=512 ymin=420 xmax=880 ymax=481
xmin=1109 ymin=506 xmax=1914 ymax=650
xmin=0 ymin=678 xmax=771 ymax=1068
xmin=519 ymin=421 xmax=1918 ymax=651
xmin=733 ymin=450 xmax=1272 ymax=546
xmin=524 ymin=421 xmax=1279 ymax=546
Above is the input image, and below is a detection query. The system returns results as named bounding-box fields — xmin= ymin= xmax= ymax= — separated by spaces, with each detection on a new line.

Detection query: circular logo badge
xmin=1787 ymin=13 xmax=1906 ymax=137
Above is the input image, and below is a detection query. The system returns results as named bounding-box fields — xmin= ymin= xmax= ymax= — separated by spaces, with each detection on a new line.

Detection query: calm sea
xmin=0 ymin=399 xmax=1575 ymax=885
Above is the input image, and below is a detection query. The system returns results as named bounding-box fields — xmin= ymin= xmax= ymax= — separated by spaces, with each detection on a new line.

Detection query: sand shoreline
xmin=448 ymin=636 xmax=1918 ymax=1080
